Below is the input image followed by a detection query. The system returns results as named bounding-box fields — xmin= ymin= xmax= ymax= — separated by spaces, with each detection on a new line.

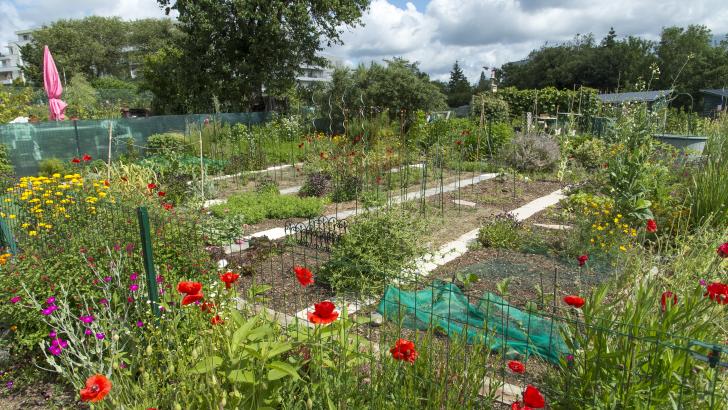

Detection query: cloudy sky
xmin=2 ymin=0 xmax=727 ymax=82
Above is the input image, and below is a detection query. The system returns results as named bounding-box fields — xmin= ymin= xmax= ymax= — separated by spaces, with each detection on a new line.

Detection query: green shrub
xmin=299 ymin=171 xmax=331 ymax=197
xmin=477 ymin=214 xmax=523 ymax=249
xmin=255 ymin=176 xmax=279 ymax=195
xmin=690 ymin=128 xmax=728 ymax=227
xmin=38 ymin=158 xmax=69 ymax=176
xmin=464 ymin=122 xmax=514 ymax=159
xmin=331 ymin=175 xmax=362 ymax=203
xmin=471 ymin=93 xmax=510 ymax=123
xmin=0 ymin=144 xmax=14 ymax=176
xmin=146 ymin=133 xmax=193 ymax=156
xmin=210 ymin=192 xmax=325 ymax=224
xmin=505 ymin=133 xmax=560 ymax=172
xmin=318 ymin=210 xmax=428 ymax=295
xmin=570 ymin=137 xmax=607 ymax=170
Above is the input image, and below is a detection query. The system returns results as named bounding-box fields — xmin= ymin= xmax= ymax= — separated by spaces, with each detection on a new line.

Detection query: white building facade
xmin=0 ymin=30 xmax=34 ymax=85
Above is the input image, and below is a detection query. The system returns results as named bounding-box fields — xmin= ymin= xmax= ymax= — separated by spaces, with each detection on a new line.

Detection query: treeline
xmin=498 ymin=26 xmax=728 ymax=109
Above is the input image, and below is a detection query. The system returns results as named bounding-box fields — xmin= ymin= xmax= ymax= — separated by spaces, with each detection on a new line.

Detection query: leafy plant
xmin=318 ymin=210 xmax=428 ymax=295
xmin=477 ymin=214 xmax=523 ymax=249
xmin=299 ymin=171 xmax=331 ymax=198
xmin=505 ymin=133 xmax=560 ymax=172
xmin=38 ymin=158 xmax=70 ymax=177
xmin=210 ymin=192 xmax=325 ymax=224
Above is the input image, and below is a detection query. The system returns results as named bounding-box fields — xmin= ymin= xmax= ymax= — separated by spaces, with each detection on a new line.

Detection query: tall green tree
xmin=19 ymin=17 xmax=177 ymax=85
xmin=446 ymin=61 xmax=472 ymax=107
xmin=474 ymin=71 xmax=490 ymax=94
xmin=146 ymin=0 xmax=370 ymax=113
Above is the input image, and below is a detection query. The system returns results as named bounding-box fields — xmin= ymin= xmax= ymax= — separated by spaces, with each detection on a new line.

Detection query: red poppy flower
xmin=455 ymin=140 xmax=463 ymax=146
xmin=293 ymin=266 xmax=314 ymax=287
xmin=390 ymin=338 xmax=418 ymax=364
xmin=182 ymin=293 xmax=204 ymax=305
xmin=508 ymin=360 xmax=526 ymax=374
xmin=71 ymin=158 xmax=81 ymax=164
xmin=79 ymin=374 xmax=112 ymax=403
xmin=157 ymin=191 xmax=166 ymax=197
xmin=577 ymin=255 xmax=588 ymax=267
xmin=563 ymin=295 xmax=585 ymax=309
xmin=104 ymin=180 xmax=110 ymax=187
xmin=522 ymin=385 xmax=545 ymax=408
xmin=511 ymin=403 xmax=533 ymax=410
xmin=717 ymin=242 xmax=728 ymax=258
xmin=705 ymin=282 xmax=728 ymax=305
xmin=162 ymin=203 xmax=173 ymax=211
xmin=177 ymin=281 xmax=202 ymax=295
xmin=307 ymin=301 xmax=339 ymax=325
xmin=210 ymin=315 xmax=223 ymax=325
xmin=646 ymin=219 xmax=657 ymax=233
xmin=219 ymin=271 xmax=240 ymax=289
xmin=82 ymin=154 xmax=92 ymax=162
xmin=660 ymin=291 xmax=677 ymax=311
xmin=147 ymin=183 xmax=157 ymax=190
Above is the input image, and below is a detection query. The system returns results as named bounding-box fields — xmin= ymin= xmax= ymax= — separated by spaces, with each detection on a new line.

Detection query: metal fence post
xmin=137 ymin=207 xmax=160 ymax=317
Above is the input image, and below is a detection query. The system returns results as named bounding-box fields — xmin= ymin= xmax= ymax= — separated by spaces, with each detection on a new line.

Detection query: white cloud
xmin=326 ymin=0 xmax=728 ymax=82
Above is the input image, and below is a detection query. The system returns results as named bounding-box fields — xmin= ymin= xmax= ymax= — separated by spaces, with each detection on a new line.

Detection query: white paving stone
xmin=533 ymin=223 xmax=572 ymax=230
xmin=452 ymin=199 xmax=477 ymax=207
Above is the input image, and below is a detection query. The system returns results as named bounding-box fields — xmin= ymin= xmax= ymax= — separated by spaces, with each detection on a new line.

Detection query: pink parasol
xmin=43 ymin=45 xmax=67 ymax=120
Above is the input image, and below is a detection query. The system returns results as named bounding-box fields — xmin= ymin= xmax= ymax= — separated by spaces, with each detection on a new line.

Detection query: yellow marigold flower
xmin=52 ymin=173 xmax=61 ymax=178
xmin=590 ymin=238 xmax=595 ymax=243
xmin=597 ymin=226 xmax=604 ymax=231
xmin=3 ymin=199 xmax=11 ymax=203
xmin=21 ymin=223 xmax=29 ymax=228
xmin=5 ymin=188 xmax=12 ymax=192
xmin=613 ymin=218 xmax=619 ymax=223
xmin=619 ymin=245 xmax=627 ymax=252
xmin=28 ymin=231 xmax=37 ymax=236
xmin=0 ymin=212 xmax=4 ymax=218
xmin=9 ymin=214 xmax=15 ymax=219
xmin=45 ymin=200 xmax=54 ymax=205
xmin=98 ymin=191 xmax=107 ymax=198
xmin=617 ymin=213 xmax=623 ymax=218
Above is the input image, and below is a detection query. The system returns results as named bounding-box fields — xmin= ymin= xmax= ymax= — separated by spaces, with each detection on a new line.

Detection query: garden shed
xmin=700 ymin=88 xmax=728 ymax=117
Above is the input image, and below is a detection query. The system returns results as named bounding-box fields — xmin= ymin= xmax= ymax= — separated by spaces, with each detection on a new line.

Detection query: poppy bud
xmin=307 ymin=398 xmax=313 ymax=409
xmin=175 ymin=404 xmax=182 ymax=410
xmin=146 ymin=345 xmax=153 ymax=355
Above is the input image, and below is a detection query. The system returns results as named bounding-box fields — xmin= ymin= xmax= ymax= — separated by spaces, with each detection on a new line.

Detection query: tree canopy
xmin=498 ymin=25 xmax=728 ymax=109
xmin=20 ymin=17 xmax=178 ymax=85
xmin=143 ymin=0 xmax=370 ymax=113
xmin=446 ymin=61 xmax=472 ymax=107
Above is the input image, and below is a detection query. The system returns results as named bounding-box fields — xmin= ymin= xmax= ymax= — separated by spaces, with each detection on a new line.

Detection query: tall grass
xmin=690 ymin=114 xmax=728 ymax=228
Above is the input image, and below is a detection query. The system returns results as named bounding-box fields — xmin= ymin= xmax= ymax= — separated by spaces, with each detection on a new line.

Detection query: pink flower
xmin=129 ymin=284 xmax=139 ymax=292
xmin=10 ymin=296 xmax=20 ymax=304
xmin=79 ymin=315 xmax=95 ymax=324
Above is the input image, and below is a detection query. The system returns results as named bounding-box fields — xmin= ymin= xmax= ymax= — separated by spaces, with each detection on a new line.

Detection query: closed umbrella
xmin=43 ymin=45 xmax=67 ymax=121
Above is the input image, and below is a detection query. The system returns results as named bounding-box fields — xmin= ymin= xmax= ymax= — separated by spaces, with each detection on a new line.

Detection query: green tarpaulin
xmin=377 ymin=280 xmax=569 ymax=364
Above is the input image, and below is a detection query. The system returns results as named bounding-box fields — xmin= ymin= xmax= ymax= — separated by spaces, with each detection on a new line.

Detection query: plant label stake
xmin=137 ymin=207 xmax=160 ymax=317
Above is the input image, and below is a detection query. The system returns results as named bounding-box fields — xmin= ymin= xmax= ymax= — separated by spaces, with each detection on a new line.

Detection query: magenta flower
xmin=95 ymin=333 xmax=105 ymax=340
xmin=10 ymin=296 xmax=20 ymax=304
xmin=119 ymin=362 xmax=128 ymax=369
xmin=127 ymin=297 xmax=134 ymax=303
xmin=41 ymin=306 xmax=57 ymax=315
xmin=99 ymin=298 xmax=109 ymax=306
xmin=84 ymin=329 xmax=92 ymax=336
xmin=103 ymin=276 xmax=112 ymax=283
xmin=136 ymin=321 xmax=144 ymax=327
xmin=46 ymin=296 xmax=56 ymax=304
xmin=48 ymin=346 xmax=61 ymax=355
xmin=156 ymin=275 xmax=164 ymax=284
xmin=5 ymin=381 xmax=13 ymax=389
xmin=79 ymin=315 xmax=94 ymax=324
xmin=113 ymin=243 xmax=121 ymax=252
xmin=48 ymin=331 xmax=57 ymax=338
xmin=700 ymin=279 xmax=707 ymax=286
xmin=129 ymin=284 xmax=139 ymax=292
xmin=125 ymin=243 xmax=135 ymax=255
xmin=130 ymin=273 xmax=139 ymax=281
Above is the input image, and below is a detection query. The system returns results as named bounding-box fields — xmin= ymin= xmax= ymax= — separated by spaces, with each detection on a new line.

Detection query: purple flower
xmin=103 ymin=276 xmax=112 ymax=283
xmin=700 ymin=279 xmax=707 ymax=286
xmin=566 ymin=354 xmax=574 ymax=362
xmin=10 ymin=296 xmax=20 ymax=304
xmin=130 ymin=273 xmax=139 ymax=281
xmin=95 ymin=333 xmax=105 ymax=340
xmin=125 ymin=243 xmax=135 ymax=255
xmin=129 ymin=284 xmax=139 ymax=292
xmin=136 ymin=321 xmax=144 ymax=327
xmin=6 ymin=381 xmax=13 ymax=389
xmin=156 ymin=274 xmax=164 ymax=284
xmin=84 ymin=329 xmax=92 ymax=336
xmin=46 ymin=296 xmax=56 ymax=304
xmin=79 ymin=315 xmax=94 ymax=324
xmin=51 ymin=338 xmax=68 ymax=348
xmin=113 ymin=243 xmax=121 ymax=252
xmin=48 ymin=331 xmax=57 ymax=338
xmin=41 ymin=305 xmax=58 ymax=316
xmin=159 ymin=289 xmax=165 ymax=295
xmin=159 ymin=306 xmax=166 ymax=312
xmin=48 ymin=346 xmax=62 ymax=356
xmin=99 ymin=298 xmax=109 ymax=306
xmin=120 ymin=362 xmax=128 ymax=369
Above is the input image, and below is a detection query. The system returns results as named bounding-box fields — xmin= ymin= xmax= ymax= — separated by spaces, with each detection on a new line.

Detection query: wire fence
xmin=0 ymin=161 xmax=724 ymax=408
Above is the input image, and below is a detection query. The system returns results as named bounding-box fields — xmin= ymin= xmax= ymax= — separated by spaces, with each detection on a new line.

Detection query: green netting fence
xmin=0 ymin=112 xmax=270 ymax=176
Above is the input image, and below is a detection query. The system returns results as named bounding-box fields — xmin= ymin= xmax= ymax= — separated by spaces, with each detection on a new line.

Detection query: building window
xmin=22 ymin=35 xmax=29 ymax=41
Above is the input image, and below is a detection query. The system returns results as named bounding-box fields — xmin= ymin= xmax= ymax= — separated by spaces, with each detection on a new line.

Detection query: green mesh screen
xmin=0 ymin=112 xmax=270 ymax=176
xmin=377 ymin=280 xmax=570 ymax=364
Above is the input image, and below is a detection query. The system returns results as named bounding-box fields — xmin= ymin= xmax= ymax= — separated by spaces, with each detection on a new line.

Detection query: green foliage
xmin=446 ymin=61 xmax=472 ymax=108
xmin=64 ymin=75 xmax=119 ymax=119
xmin=505 ymin=134 xmax=561 ymax=172
xmin=471 ymin=93 xmax=510 ymax=123
xmin=318 ymin=210 xmax=428 ymax=295
xmin=200 ymin=213 xmax=247 ymax=246
xmin=477 ymin=214 xmax=524 ymax=249
xmin=255 ymin=177 xmax=280 ymax=195
xmin=146 ymin=132 xmax=192 ymax=156
xmin=0 ymin=144 xmax=14 ymax=176
xmin=570 ymin=136 xmax=607 ymax=170
xmin=19 ymin=17 xmax=178 ymax=84
xmin=146 ymin=0 xmax=369 ymax=112
xmin=331 ymin=175 xmax=362 ymax=203
xmin=497 ymin=86 xmax=600 ymax=119
xmin=210 ymin=192 xmax=325 ymax=224
xmin=37 ymin=158 xmax=69 ymax=177
xmin=0 ymin=88 xmax=33 ymax=123
xmin=690 ymin=120 xmax=728 ymax=227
